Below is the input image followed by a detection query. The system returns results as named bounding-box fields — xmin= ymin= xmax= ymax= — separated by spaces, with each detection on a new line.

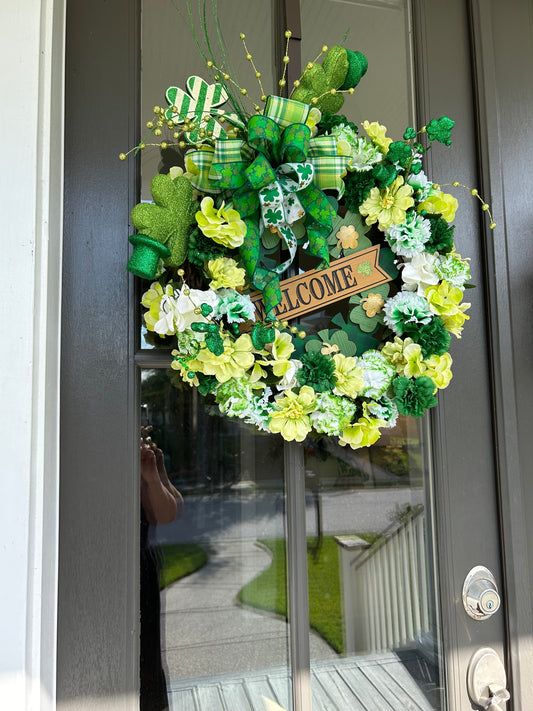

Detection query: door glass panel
xmin=303 ymin=420 xmax=444 ymax=710
xmin=140 ymin=368 xmax=291 ymax=710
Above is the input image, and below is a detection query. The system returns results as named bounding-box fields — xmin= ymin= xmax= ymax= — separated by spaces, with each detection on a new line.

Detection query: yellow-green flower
xmin=257 ymin=329 xmax=295 ymax=378
xmin=196 ymin=333 xmax=254 ymax=382
xmin=362 ymin=121 xmax=392 ymax=153
xmin=424 ymin=352 xmax=453 ymax=389
xmin=382 ymin=337 xmax=427 ymax=378
xmin=359 ymin=176 xmax=414 ymax=230
xmin=340 ymin=416 xmax=385 ymax=450
xmin=196 ymin=197 xmax=246 ymax=248
xmin=206 ymin=257 xmax=246 ymax=290
xmin=418 ymin=190 xmax=458 ymax=222
xmin=332 ymin=354 xmax=364 ymax=398
xmin=269 ymin=386 xmax=316 ymax=442
xmin=425 ymin=280 xmax=471 ymax=336
xmin=141 ymin=282 xmax=174 ymax=334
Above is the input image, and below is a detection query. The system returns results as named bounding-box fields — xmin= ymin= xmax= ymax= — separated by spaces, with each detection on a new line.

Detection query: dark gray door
xmin=58 ymin=0 xmax=516 ymax=709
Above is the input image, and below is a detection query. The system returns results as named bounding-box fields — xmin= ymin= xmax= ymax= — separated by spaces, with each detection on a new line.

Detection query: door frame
xmin=58 ymin=0 xmax=533 ymax=709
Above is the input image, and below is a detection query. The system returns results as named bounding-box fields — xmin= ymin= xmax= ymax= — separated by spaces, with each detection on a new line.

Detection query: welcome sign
xmin=251 ymin=245 xmax=394 ymax=321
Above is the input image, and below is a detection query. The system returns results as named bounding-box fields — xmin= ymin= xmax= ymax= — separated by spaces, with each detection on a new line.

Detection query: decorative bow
xmin=187 ymin=96 xmax=351 ymax=316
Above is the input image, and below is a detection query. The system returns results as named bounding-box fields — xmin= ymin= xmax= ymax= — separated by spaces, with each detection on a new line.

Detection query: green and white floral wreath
xmin=123 ymin=32 xmax=495 ymax=449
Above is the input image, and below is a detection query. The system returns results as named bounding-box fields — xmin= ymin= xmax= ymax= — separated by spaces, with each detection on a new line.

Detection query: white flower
xmin=174 ymin=287 xmax=220 ymax=332
xmin=276 ymin=359 xmax=302 ymax=391
xmin=407 ymin=170 xmax=433 ymax=200
xmin=153 ymin=293 xmax=179 ymax=335
xmin=401 ymin=252 xmax=440 ymax=295
xmin=385 ymin=211 xmax=431 ymax=257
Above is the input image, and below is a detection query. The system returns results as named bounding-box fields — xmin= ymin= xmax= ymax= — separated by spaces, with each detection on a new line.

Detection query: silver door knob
xmin=467 ymin=647 xmax=510 ymax=710
xmin=463 ymin=566 xmax=501 ymax=620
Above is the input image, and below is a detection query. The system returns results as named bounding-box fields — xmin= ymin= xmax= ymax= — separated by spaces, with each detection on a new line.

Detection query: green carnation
xmin=402 ymin=317 xmax=451 ymax=358
xmin=424 ymin=214 xmax=455 ymax=254
xmin=393 ymin=375 xmax=437 ymax=417
xmin=309 ymin=393 xmax=358 ymax=436
xmin=343 ymin=170 xmax=376 ymax=212
xmin=297 ymin=352 xmax=337 ymax=392
xmin=187 ymin=227 xmax=228 ymax=268
xmin=319 ymin=113 xmax=358 ymax=134
xmin=383 ymin=292 xmax=433 ymax=335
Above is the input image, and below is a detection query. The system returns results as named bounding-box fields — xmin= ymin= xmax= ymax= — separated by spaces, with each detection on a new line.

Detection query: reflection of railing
xmin=337 ymin=509 xmax=430 ymax=654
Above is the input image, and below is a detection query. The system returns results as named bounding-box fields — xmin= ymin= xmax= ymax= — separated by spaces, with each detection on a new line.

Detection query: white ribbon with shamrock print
xmin=258 ymin=161 xmax=314 ymax=275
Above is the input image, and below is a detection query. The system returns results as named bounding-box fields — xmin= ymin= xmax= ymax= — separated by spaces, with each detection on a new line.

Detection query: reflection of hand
xmin=140 ymin=443 xmax=160 ymax=484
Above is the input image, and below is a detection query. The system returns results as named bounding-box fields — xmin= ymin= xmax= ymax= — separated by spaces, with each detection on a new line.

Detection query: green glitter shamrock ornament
xmin=130 ymin=174 xmax=196 ymax=271
xmin=292 ymin=47 xmax=367 ymax=114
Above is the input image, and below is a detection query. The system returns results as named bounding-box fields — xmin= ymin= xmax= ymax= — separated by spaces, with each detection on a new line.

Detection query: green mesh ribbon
xmin=187 ymin=96 xmax=351 ymax=317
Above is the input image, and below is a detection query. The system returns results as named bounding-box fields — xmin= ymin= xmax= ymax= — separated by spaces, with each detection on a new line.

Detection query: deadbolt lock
xmin=463 ymin=566 xmax=501 ymax=620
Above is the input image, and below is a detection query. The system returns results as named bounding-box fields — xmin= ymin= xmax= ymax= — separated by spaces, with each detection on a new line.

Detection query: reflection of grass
xmin=237 ymin=537 xmax=352 ymax=653
xmin=157 ymin=543 xmax=208 ymax=589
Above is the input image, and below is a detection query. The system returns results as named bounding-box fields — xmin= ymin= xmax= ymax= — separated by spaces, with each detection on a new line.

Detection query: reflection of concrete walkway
xmin=162 ymin=539 xmax=336 ymax=681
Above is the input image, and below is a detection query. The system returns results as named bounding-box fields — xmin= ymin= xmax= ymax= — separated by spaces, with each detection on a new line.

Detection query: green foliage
xmin=158 ymin=543 xmax=208 ymax=589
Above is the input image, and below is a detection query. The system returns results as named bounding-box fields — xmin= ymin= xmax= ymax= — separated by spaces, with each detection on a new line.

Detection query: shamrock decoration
xmin=130 ymin=174 xmax=197 ymax=269
xmin=251 ymin=322 xmax=276 ymax=350
xmin=191 ymin=322 xmax=224 ymax=356
xmin=292 ymin=47 xmax=367 ymax=114
xmin=298 ymin=314 xmax=379 ymax=358
xmin=349 ymin=284 xmax=390 ymax=333
xmin=425 ymin=116 xmax=455 ymax=145
xmin=165 ymin=76 xmax=245 ymax=145
xmin=327 ymin=208 xmax=371 ymax=259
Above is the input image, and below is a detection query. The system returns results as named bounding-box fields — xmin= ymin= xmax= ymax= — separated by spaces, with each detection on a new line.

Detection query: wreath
xmin=123 ymin=31 xmax=494 ymax=449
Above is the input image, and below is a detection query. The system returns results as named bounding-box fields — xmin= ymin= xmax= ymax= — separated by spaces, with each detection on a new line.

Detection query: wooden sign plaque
xmin=251 ymin=245 xmax=393 ymax=321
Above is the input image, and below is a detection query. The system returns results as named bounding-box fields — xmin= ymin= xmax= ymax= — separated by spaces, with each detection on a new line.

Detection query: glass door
xmin=136 ymin=2 xmax=446 ymax=709
xmin=58 ymin=0 xmax=508 ymax=709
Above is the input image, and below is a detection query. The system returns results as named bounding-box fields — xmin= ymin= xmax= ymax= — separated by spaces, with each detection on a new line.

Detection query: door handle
xmin=467 ymin=647 xmax=510 ymax=710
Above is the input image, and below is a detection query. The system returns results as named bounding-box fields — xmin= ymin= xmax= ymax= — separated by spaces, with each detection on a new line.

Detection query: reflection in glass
xmin=140 ymin=369 xmax=291 ymax=710
xmin=302 ymin=418 xmax=444 ymax=710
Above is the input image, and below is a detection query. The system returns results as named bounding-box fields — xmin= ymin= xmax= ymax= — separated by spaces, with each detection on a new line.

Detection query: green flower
xmin=297 ymin=352 xmax=337 ymax=392
xmin=402 ymin=316 xmax=451 ymax=358
xmin=340 ymin=415 xmax=385 ymax=450
xmin=196 ymin=197 xmax=246 ymax=248
xmin=385 ymin=210 xmax=431 ymax=257
xmin=425 ymin=281 xmax=471 ymax=337
xmin=383 ymin=292 xmax=433 ymax=335
xmin=359 ymin=176 xmax=414 ymax=231
xmin=333 ymin=353 xmax=365 ymax=398
xmin=206 ymin=257 xmax=246 ymax=290
xmin=269 ymin=386 xmax=316 ymax=442
xmin=358 ymin=350 xmax=396 ymax=398
xmin=309 ymin=393 xmax=357 ymax=436
xmin=381 ymin=337 xmax=426 ymax=378
xmin=215 ymin=290 xmax=256 ymax=324
xmin=435 ymin=252 xmax=471 ymax=288
xmin=392 ymin=375 xmax=437 ymax=417
xmin=424 ymin=214 xmax=455 ymax=254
